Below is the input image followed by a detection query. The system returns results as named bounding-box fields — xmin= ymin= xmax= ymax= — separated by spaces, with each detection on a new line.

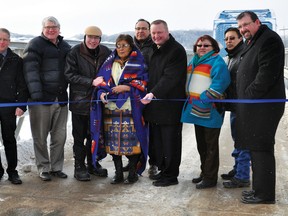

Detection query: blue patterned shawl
xmin=90 ymin=47 xmax=149 ymax=175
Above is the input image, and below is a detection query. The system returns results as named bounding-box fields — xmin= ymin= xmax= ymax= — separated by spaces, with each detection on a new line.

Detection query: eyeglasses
xmin=135 ymin=27 xmax=149 ymax=31
xmin=224 ymin=36 xmax=236 ymax=41
xmin=87 ymin=35 xmax=101 ymax=40
xmin=116 ymin=44 xmax=130 ymax=49
xmin=238 ymin=21 xmax=253 ymax=29
xmin=44 ymin=26 xmax=59 ymax=30
xmin=196 ymin=44 xmax=212 ymax=48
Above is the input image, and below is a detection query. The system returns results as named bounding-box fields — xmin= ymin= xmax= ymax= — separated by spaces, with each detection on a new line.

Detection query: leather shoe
xmin=192 ymin=176 xmax=203 ymax=184
xmin=8 ymin=173 xmax=22 ymax=184
xmin=74 ymin=169 xmax=90 ymax=181
xmin=149 ymin=172 xmax=162 ymax=180
xmin=50 ymin=171 xmax=68 ymax=178
xmin=40 ymin=172 xmax=51 ymax=181
xmin=241 ymin=195 xmax=275 ymax=204
xmin=221 ymin=169 xmax=236 ymax=180
xmin=153 ymin=178 xmax=178 ymax=187
xmin=196 ymin=180 xmax=217 ymax=189
xmin=88 ymin=162 xmax=108 ymax=177
xmin=223 ymin=177 xmax=250 ymax=188
xmin=242 ymin=190 xmax=255 ymax=197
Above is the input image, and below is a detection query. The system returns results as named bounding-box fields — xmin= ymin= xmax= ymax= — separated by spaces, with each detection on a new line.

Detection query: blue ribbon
xmin=1 ymin=98 xmax=287 ymax=108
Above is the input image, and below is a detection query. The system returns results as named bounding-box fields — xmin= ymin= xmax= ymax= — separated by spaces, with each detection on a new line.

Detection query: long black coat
xmin=143 ymin=34 xmax=187 ymax=124
xmin=0 ymin=48 xmax=29 ymax=111
xmin=235 ymin=25 xmax=285 ymax=151
xmin=64 ymin=43 xmax=111 ymax=115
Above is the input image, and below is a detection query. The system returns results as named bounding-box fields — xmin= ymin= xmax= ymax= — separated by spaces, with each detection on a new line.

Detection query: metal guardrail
xmin=11 ymin=41 xmax=287 ymax=64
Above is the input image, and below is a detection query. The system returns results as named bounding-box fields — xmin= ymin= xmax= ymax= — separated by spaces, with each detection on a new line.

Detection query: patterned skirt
xmin=103 ymin=109 xmax=141 ymax=156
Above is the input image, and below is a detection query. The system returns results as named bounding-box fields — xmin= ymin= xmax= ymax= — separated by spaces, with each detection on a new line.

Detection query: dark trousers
xmin=149 ymin=123 xmax=182 ymax=179
xmin=0 ymin=107 xmax=17 ymax=175
xmin=194 ymin=125 xmax=220 ymax=182
xmin=250 ymin=149 xmax=275 ymax=201
xmin=72 ymin=113 xmax=92 ymax=166
xmin=148 ymin=123 xmax=157 ymax=166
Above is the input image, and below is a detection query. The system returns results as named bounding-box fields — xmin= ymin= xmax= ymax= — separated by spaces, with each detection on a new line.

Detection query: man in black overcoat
xmin=141 ymin=19 xmax=187 ymax=187
xmin=236 ymin=11 xmax=285 ymax=204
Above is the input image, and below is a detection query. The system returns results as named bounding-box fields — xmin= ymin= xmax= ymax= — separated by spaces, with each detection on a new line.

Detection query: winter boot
xmin=122 ymin=162 xmax=130 ymax=172
xmin=74 ymin=160 xmax=90 ymax=181
xmin=111 ymin=155 xmax=124 ymax=184
xmin=88 ymin=161 xmax=108 ymax=177
xmin=124 ymin=155 xmax=139 ymax=184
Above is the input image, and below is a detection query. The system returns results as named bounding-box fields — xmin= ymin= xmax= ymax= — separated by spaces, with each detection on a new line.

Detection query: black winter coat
xmin=64 ymin=43 xmax=111 ymax=115
xmin=134 ymin=36 xmax=154 ymax=69
xmin=224 ymin=41 xmax=245 ymax=112
xmin=23 ymin=34 xmax=71 ymax=104
xmin=235 ymin=25 xmax=285 ymax=151
xmin=0 ymin=48 xmax=29 ymax=111
xmin=143 ymin=34 xmax=187 ymax=124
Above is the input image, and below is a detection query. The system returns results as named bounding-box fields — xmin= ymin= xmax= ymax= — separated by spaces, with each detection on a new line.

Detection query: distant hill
xmin=10 ymin=32 xmax=36 ymax=42
xmin=59 ymin=29 xmax=213 ymax=51
xmin=11 ymin=30 xmax=287 ymax=50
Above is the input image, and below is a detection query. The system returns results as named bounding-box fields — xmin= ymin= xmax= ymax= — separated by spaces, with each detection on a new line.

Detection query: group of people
xmin=181 ymin=11 xmax=285 ymax=205
xmin=0 ymin=10 xmax=285 ymax=205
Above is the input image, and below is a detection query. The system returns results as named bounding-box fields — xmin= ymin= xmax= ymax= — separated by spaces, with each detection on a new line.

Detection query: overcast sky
xmin=1 ymin=0 xmax=287 ymax=38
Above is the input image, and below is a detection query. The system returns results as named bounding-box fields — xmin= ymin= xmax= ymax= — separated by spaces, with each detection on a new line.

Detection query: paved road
xmin=0 ymin=111 xmax=288 ymax=216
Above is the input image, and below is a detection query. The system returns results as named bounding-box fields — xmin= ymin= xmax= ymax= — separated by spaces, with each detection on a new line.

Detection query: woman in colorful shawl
xmin=181 ymin=35 xmax=230 ymax=189
xmin=90 ymin=34 xmax=148 ymax=184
